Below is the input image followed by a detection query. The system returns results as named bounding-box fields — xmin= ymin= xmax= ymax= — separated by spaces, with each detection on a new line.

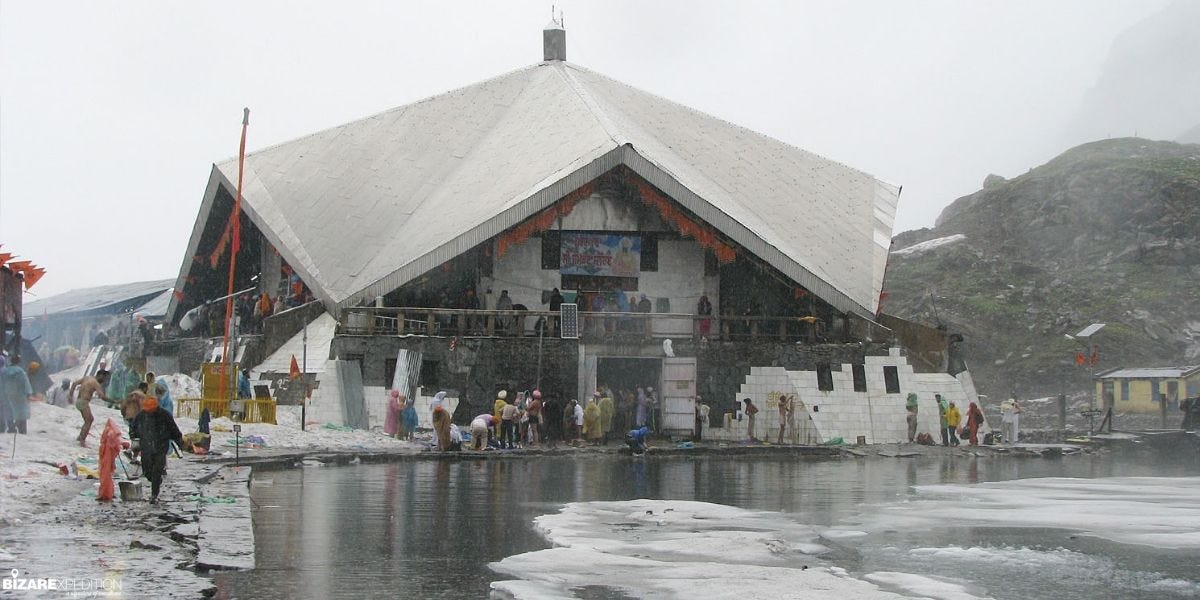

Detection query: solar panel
xmin=560 ymin=303 xmax=579 ymax=339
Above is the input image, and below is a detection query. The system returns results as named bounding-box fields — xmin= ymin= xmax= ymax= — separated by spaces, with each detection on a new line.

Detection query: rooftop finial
xmin=543 ymin=8 xmax=566 ymax=61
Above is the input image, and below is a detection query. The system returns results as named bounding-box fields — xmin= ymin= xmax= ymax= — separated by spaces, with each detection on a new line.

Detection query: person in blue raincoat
xmin=237 ymin=369 xmax=252 ymax=400
xmin=153 ymin=376 xmax=174 ymax=416
xmin=0 ymin=355 xmax=35 ymax=434
xmin=625 ymin=426 xmax=649 ymax=455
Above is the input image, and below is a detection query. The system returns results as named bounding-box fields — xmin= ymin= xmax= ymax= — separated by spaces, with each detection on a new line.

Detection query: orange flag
xmin=289 ymin=355 xmax=301 ymax=380
xmin=24 ymin=267 xmax=45 ymax=289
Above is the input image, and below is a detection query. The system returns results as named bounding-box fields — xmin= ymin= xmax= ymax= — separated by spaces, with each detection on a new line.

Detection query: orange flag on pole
xmin=289 ymin=355 xmax=301 ymax=380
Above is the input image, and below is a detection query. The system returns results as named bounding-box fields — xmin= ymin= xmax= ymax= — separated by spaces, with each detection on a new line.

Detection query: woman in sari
xmin=432 ymin=405 xmax=452 ymax=451
xmin=964 ymin=401 xmax=985 ymax=446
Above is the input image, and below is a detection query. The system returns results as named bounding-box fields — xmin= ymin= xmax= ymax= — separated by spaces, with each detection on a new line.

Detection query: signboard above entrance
xmin=560 ymin=233 xmax=641 ymax=278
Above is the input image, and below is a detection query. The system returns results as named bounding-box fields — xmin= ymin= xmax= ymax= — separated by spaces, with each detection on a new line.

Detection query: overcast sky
xmin=0 ymin=0 xmax=1184 ymax=298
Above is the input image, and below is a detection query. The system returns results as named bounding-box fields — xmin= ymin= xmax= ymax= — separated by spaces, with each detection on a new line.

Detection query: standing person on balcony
xmin=462 ymin=287 xmax=482 ymax=334
xmin=696 ymin=293 xmax=713 ymax=340
xmin=547 ymin=288 xmax=564 ymax=335
xmin=589 ymin=291 xmax=607 ymax=335
xmin=496 ymin=290 xmax=514 ymax=333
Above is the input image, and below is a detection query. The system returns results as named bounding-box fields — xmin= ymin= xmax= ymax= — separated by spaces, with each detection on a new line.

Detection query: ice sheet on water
xmin=838 ymin=476 xmax=1200 ymax=550
xmin=906 ymin=545 xmax=1200 ymax=597
xmin=863 ymin=572 xmax=991 ymax=600
xmin=490 ymin=500 xmax=916 ymax=599
xmin=908 ymin=545 xmax=1108 ymax=571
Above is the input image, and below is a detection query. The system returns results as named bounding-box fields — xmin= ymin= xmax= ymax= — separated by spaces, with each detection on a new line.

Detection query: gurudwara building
xmin=166 ymin=24 xmax=979 ymax=443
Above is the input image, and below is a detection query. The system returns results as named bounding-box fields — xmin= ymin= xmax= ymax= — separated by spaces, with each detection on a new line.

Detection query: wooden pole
xmin=220 ymin=108 xmax=250 ymax=401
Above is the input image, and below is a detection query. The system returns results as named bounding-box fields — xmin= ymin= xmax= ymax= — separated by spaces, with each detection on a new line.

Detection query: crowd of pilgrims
xmin=383 ymin=386 xmax=662 ymax=453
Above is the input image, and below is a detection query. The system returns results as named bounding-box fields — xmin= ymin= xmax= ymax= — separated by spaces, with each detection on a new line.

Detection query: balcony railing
xmin=339 ymin=307 xmax=862 ymax=343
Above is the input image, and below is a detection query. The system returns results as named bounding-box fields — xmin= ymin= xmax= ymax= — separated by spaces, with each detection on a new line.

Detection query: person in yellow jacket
xmin=583 ymin=398 xmax=603 ymax=445
xmin=598 ymin=391 xmax=615 ymax=444
xmin=493 ymin=390 xmax=508 ymax=434
xmin=945 ymin=401 xmax=962 ymax=447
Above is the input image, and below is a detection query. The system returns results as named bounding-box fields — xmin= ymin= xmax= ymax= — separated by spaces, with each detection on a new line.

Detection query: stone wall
xmin=331 ymin=335 xmax=579 ymax=423
xmin=708 ymin=349 xmax=984 ymax=444
xmin=691 ymin=339 xmax=891 ymax=425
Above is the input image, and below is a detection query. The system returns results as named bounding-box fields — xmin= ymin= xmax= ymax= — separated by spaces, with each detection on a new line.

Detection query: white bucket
xmin=118 ymin=480 xmax=143 ymax=501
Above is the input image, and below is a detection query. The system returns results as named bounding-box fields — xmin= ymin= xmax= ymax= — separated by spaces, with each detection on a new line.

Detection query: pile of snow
xmin=490 ymin=499 xmax=924 ymax=599
xmin=891 ymin=234 xmax=966 ymax=257
xmin=0 ymin=392 xmax=420 ymax=525
xmin=0 ymin=402 xmax=126 ymax=525
xmin=173 ymin=406 xmax=419 ymax=453
xmin=829 ymin=476 xmax=1200 ymax=550
xmin=159 ymin=373 xmax=202 ymax=399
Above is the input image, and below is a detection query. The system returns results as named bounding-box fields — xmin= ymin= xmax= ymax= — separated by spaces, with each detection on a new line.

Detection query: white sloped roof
xmin=1097 ymin=366 xmax=1200 ymax=379
xmin=180 ymin=61 xmax=897 ymax=319
xmin=24 ymin=278 xmax=173 ymax=318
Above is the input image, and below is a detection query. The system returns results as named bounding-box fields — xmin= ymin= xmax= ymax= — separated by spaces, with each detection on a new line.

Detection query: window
xmin=883 ymin=366 xmax=900 ymax=394
xmin=1120 ymin=380 xmax=1130 ymax=401
xmin=342 ymin=353 xmax=365 ymax=380
xmin=419 ymin=360 xmax=440 ymax=388
xmin=816 ymin=363 xmax=834 ymax=391
xmin=640 ymin=235 xmax=658 ymax=272
xmin=384 ymin=358 xmax=397 ymax=388
xmin=852 ymin=364 xmax=867 ymax=392
xmin=1152 ymin=381 xmax=1162 ymax=403
xmin=704 ymin=250 xmax=719 ymax=276
xmin=541 ymin=231 xmax=561 ymax=270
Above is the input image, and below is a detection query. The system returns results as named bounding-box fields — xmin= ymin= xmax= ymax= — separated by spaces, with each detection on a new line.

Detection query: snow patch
xmin=490 ymin=499 xmax=916 ymax=599
xmin=891 ymin=234 xmax=966 ymax=256
xmin=845 ymin=476 xmax=1200 ymax=550
xmin=864 ymin=571 xmax=991 ymax=600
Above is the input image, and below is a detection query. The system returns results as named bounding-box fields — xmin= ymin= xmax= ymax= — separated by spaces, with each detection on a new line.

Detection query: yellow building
xmin=1094 ymin=366 xmax=1200 ymax=413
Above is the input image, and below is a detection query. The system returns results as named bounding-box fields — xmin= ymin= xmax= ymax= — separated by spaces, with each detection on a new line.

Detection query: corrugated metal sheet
xmin=134 ymin=289 xmax=174 ymax=319
xmin=1097 ymin=366 xmax=1200 ymax=379
xmin=191 ymin=60 xmax=897 ymax=319
xmin=23 ymin=279 xmax=173 ymax=318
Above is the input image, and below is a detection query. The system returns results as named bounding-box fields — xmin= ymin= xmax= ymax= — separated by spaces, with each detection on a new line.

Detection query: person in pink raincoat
xmin=97 ymin=419 xmax=123 ymax=502
xmin=384 ymin=390 xmax=402 ymax=437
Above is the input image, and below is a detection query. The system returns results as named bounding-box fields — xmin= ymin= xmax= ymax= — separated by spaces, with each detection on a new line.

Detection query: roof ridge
xmin=553 ymin=62 xmax=626 ymax=147
xmin=217 ymin=63 xmax=546 ymax=166
xmin=561 ymin=62 xmax=894 ymax=188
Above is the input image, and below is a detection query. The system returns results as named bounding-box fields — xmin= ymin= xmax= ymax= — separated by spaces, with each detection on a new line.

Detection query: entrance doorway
xmin=596 ymin=357 xmax=661 ymax=397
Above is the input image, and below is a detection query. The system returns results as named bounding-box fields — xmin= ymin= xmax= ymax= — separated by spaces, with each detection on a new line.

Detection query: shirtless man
xmin=69 ymin=370 xmax=110 ymax=447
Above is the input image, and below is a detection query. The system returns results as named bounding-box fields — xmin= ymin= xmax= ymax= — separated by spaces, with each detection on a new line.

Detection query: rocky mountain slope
xmin=885 ymin=138 xmax=1200 ymax=402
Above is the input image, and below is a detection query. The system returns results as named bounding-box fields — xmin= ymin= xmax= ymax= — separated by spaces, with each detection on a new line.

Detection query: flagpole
xmin=220 ymin=108 xmax=250 ymax=402
xmin=302 ymin=321 xmax=307 ymax=431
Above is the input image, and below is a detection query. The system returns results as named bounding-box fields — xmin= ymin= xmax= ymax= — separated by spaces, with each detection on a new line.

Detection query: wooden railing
xmin=339 ymin=307 xmax=869 ymax=343
xmin=177 ymin=397 xmax=277 ymax=424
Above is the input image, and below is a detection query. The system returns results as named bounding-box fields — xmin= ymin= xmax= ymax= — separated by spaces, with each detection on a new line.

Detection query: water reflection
xmin=214 ymin=454 xmax=1199 ymax=600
